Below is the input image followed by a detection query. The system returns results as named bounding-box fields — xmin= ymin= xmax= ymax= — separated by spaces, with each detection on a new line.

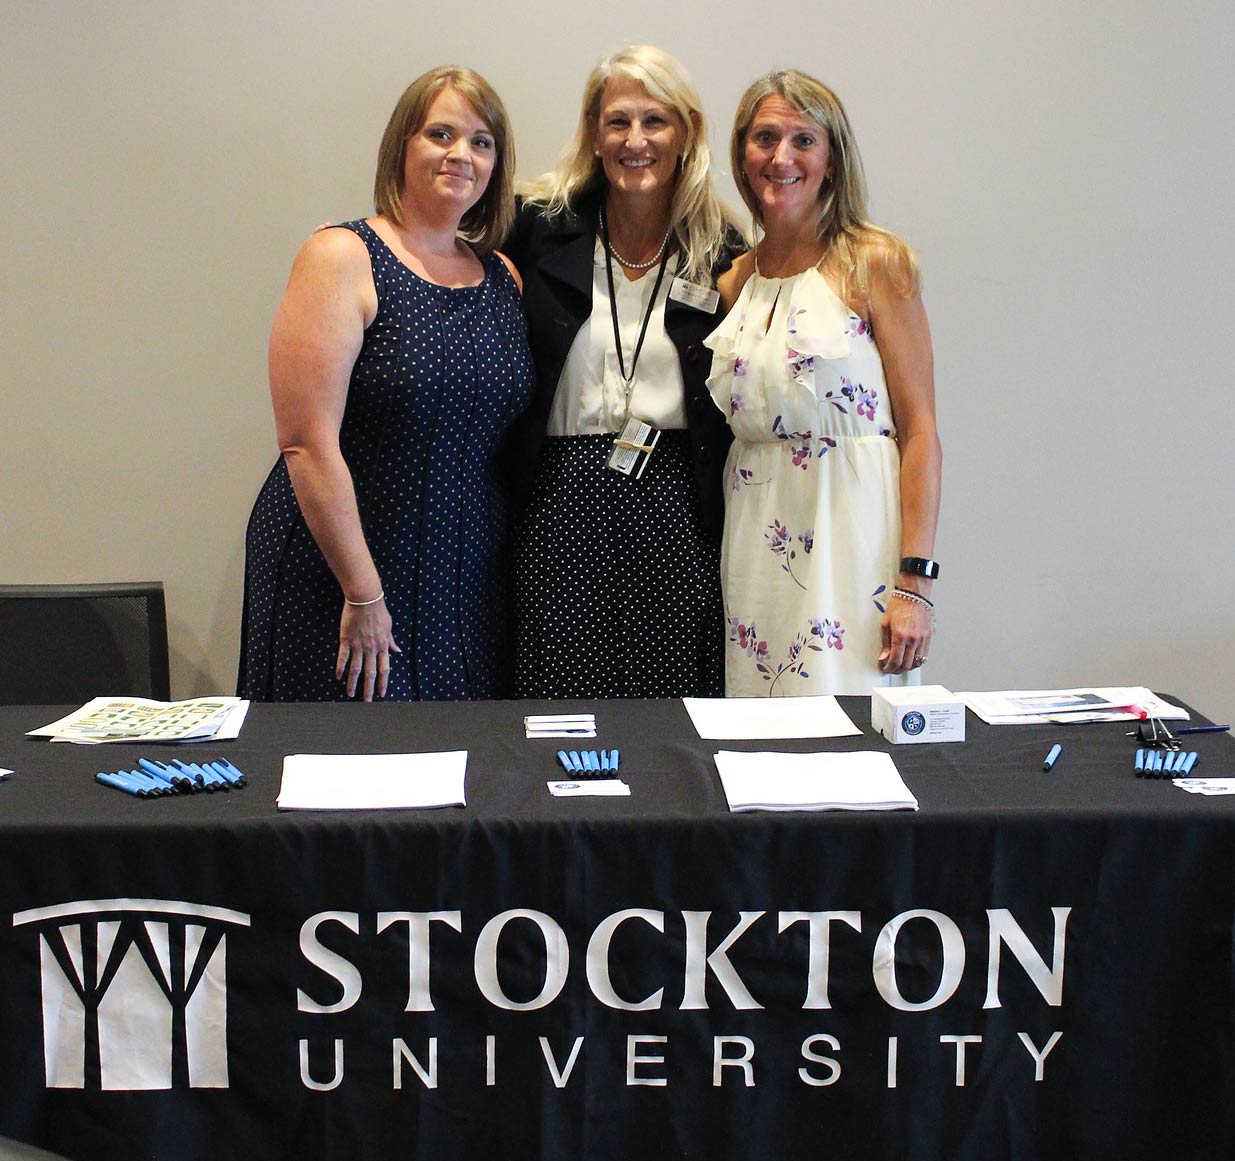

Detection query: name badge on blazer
xmin=669 ymin=277 xmax=720 ymax=314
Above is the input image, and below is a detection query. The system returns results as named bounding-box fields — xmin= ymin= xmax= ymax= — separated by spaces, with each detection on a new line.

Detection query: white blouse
xmin=546 ymin=240 xmax=686 ymax=436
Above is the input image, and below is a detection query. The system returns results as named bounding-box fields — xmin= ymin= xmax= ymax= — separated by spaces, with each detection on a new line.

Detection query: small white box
xmin=871 ymin=685 xmax=965 ymax=744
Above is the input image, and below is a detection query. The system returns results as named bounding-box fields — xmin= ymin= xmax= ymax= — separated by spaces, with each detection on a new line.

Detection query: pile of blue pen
xmin=95 ymin=757 xmax=248 ymax=797
xmin=556 ymin=749 xmax=619 ymax=778
xmin=1134 ymin=749 xmax=1198 ymax=778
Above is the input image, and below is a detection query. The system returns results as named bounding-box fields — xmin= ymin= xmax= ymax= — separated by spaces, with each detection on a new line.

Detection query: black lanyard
xmin=599 ymin=211 xmax=673 ymax=387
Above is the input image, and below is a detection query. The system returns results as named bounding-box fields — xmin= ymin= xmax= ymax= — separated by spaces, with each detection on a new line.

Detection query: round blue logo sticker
xmin=901 ymin=711 xmax=926 ymax=736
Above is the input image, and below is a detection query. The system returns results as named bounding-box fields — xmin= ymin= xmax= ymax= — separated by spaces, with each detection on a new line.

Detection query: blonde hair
xmin=523 ymin=45 xmax=732 ymax=283
xmin=373 ymin=66 xmax=515 ymax=254
xmin=732 ymin=69 xmax=920 ymax=300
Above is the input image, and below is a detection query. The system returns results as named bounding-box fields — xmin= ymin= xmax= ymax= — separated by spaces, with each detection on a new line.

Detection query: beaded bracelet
xmin=344 ymin=590 xmax=385 ymax=607
xmin=891 ymin=587 xmax=934 ymax=610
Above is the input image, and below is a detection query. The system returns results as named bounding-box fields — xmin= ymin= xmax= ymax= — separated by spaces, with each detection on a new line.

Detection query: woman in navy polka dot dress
xmin=239 ymin=67 xmax=532 ymax=701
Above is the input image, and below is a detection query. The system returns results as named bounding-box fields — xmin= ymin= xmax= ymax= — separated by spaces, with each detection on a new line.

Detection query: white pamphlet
xmin=713 ymin=749 xmax=917 ymax=812
xmin=683 ymin=695 xmax=861 ymax=740
xmin=277 ymin=752 xmax=467 ymax=811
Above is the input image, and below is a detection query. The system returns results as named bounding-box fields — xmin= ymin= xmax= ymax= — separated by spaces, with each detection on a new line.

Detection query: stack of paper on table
xmin=28 ymin=697 xmax=250 ymax=744
xmin=959 ymin=687 xmax=1187 ymax=726
xmin=714 ymin=750 xmax=918 ymax=812
xmin=277 ymin=752 xmax=467 ymax=811
xmin=683 ymin=695 xmax=861 ymax=740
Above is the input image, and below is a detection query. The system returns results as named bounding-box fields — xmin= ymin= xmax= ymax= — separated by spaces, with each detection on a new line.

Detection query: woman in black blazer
xmin=504 ymin=45 xmax=742 ymax=699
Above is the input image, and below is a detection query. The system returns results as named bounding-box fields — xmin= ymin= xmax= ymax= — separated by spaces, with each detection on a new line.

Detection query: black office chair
xmin=0 ymin=1136 xmax=76 ymax=1160
xmin=0 ymin=582 xmax=171 ymax=705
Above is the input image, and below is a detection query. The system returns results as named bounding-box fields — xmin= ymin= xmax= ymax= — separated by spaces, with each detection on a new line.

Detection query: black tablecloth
xmin=1 ymin=698 xmax=1233 ymax=1161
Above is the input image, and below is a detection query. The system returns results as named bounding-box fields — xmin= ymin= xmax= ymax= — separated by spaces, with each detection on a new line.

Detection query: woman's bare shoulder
xmin=717 ymin=250 xmax=756 ymax=312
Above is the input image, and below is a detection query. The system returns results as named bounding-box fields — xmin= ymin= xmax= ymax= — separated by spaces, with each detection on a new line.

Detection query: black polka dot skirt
xmin=512 ymin=430 xmax=724 ymax=699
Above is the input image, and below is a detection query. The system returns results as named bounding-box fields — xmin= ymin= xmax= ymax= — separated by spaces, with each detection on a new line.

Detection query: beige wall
xmin=5 ymin=0 xmax=1233 ymax=723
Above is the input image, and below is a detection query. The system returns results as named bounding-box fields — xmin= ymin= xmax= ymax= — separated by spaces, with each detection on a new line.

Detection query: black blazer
xmin=502 ymin=194 xmax=742 ymax=542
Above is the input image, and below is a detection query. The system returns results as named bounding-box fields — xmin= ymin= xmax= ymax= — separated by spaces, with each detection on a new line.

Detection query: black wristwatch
xmin=900 ymin=556 xmax=940 ymax=580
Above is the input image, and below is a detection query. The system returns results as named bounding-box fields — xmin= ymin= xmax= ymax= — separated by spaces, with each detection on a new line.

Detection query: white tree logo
xmin=13 ymin=899 xmax=250 ymax=1090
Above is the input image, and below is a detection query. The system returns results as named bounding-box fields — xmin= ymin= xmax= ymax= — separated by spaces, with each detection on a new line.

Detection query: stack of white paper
xmin=28 ymin=697 xmax=250 ymax=744
xmin=683 ymin=695 xmax=862 ymax=740
xmin=277 ymin=752 xmax=467 ymax=811
xmin=713 ymin=750 xmax=918 ymax=812
xmin=959 ymin=687 xmax=1187 ymax=726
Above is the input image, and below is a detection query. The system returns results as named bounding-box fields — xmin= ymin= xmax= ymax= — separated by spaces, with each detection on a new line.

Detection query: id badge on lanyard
xmin=607 ymin=417 xmax=661 ymax=478
xmin=600 ymin=209 xmax=674 ymax=479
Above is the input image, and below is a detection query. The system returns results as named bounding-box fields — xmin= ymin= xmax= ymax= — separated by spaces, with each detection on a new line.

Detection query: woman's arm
xmin=268 ymin=227 xmax=400 ymax=700
xmin=865 ymin=244 xmax=942 ymax=675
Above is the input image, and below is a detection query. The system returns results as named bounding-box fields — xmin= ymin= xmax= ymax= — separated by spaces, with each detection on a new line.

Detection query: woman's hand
xmin=878 ymin=593 xmax=934 ymax=674
xmin=336 ymin=599 xmax=402 ymax=700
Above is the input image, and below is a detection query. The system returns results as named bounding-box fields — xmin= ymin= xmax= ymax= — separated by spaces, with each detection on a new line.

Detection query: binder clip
xmin=1135 ymin=717 xmax=1180 ymax=751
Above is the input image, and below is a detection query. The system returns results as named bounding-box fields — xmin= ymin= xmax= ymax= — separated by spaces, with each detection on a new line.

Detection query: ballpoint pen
xmin=96 ymin=771 xmax=147 ymax=797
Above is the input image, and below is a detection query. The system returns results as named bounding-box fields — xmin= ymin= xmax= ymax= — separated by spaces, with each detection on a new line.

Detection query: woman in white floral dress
xmin=706 ymin=71 xmax=941 ymax=696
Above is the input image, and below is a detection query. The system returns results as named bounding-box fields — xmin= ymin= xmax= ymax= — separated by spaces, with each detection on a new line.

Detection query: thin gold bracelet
xmin=344 ymin=590 xmax=385 ymax=607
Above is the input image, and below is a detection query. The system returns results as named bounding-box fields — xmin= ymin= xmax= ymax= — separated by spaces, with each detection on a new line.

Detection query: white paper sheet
xmin=958 ymin=687 xmax=1188 ymax=726
xmin=277 ymin=752 xmax=467 ymax=811
xmin=713 ymin=749 xmax=917 ymax=812
xmin=683 ymin=695 xmax=862 ymax=740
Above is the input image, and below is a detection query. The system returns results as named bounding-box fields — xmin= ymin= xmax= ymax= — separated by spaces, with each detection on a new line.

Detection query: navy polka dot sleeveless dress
xmin=239 ymin=221 xmax=533 ymax=701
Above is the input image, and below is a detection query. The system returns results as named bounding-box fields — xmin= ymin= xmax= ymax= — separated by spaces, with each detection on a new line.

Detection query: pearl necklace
xmin=599 ymin=204 xmax=672 ymax=270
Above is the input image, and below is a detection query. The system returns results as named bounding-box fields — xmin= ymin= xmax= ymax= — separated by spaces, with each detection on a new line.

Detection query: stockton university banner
xmin=1 ymin=699 xmax=1234 ymax=1159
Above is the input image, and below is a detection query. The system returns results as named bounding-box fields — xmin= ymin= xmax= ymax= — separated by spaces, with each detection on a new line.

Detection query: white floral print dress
xmin=705 ymin=265 xmax=917 ymax=696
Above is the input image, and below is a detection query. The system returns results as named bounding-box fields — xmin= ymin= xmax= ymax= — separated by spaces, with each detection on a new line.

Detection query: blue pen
xmin=140 ymin=757 xmax=194 ymax=791
xmin=124 ymin=767 xmax=168 ymax=795
xmin=136 ymin=758 xmax=179 ymax=791
xmin=96 ymin=771 xmax=146 ymax=797
xmin=611 ymin=749 xmax=620 ymax=772
xmin=171 ymin=758 xmax=208 ymax=789
xmin=112 ymin=769 xmax=155 ymax=796
xmin=142 ymin=768 xmax=179 ymax=795
xmin=568 ymin=751 xmax=583 ymax=773
xmin=1151 ymin=750 xmax=1164 ymax=774
xmin=211 ymin=759 xmax=247 ymax=787
xmin=601 ymin=749 xmax=611 ymax=772
xmin=177 ymin=759 xmax=216 ymax=790
xmin=1178 ymin=724 xmax=1230 ymax=735
xmin=1042 ymin=744 xmax=1062 ymax=772
xmin=1134 ymin=749 xmax=1145 ymax=773
xmin=197 ymin=761 xmax=229 ymax=791
xmin=1166 ymin=751 xmax=1181 ymax=773
xmin=556 ymin=750 xmax=573 ymax=773
xmin=209 ymin=762 xmax=238 ymax=787
xmin=181 ymin=759 xmax=213 ymax=783
xmin=1182 ymin=751 xmax=1199 ymax=774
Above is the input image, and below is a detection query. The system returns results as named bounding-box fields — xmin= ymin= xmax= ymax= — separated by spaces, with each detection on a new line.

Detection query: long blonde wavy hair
xmin=522 ymin=45 xmax=733 ymax=284
xmin=732 ymin=69 xmax=921 ymax=302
